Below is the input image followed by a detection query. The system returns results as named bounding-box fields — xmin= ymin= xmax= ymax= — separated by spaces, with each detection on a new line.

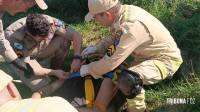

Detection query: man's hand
xmin=80 ymin=65 xmax=89 ymax=77
xmin=81 ymin=46 xmax=97 ymax=57
xmin=11 ymin=58 xmax=34 ymax=78
xmin=70 ymin=59 xmax=81 ymax=74
xmin=52 ymin=70 xmax=70 ymax=79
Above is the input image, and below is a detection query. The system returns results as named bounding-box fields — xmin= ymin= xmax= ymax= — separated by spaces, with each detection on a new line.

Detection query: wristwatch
xmin=73 ymin=55 xmax=81 ymax=59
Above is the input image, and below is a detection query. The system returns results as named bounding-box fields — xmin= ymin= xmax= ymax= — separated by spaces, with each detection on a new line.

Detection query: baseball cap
xmin=85 ymin=0 xmax=118 ymax=22
xmin=0 ymin=70 xmax=13 ymax=91
xmin=35 ymin=0 xmax=48 ymax=10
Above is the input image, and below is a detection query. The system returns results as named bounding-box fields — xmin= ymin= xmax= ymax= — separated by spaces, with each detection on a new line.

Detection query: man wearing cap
xmin=0 ymin=0 xmax=48 ymax=78
xmin=4 ymin=13 xmax=82 ymax=95
xmin=81 ymin=0 xmax=183 ymax=111
xmin=0 ymin=70 xmax=78 ymax=112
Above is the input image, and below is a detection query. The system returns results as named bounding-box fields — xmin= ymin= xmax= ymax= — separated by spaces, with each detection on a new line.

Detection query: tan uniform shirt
xmin=5 ymin=15 xmax=75 ymax=58
xmin=0 ymin=11 xmax=18 ymax=62
xmin=0 ymin=97 xmax=78 ymax=112
xmin=88 ymin=5 xmax=182 ymax=78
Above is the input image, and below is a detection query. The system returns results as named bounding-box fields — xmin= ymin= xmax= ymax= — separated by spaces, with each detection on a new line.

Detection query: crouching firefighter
xmin=80 ymin=0 xmax=183 ymax=111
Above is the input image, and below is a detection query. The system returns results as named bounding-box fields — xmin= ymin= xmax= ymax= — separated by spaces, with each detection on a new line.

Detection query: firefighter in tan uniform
xmin=80 ymin=0 xmax=183 ymax=111
xmin=0 ymin=0 xmax=48 ymax=78
xmin=0 ymin=70 xmax=78 ymax=112
xmin=4 ymin=14 xmax=82 ymax=93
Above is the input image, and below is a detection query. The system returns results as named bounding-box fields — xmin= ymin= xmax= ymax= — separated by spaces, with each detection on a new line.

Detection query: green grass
xmin=145 ymin=77 xmax=200 ymax=112
xmin=1 ymin=0 xmax=200 ymax=111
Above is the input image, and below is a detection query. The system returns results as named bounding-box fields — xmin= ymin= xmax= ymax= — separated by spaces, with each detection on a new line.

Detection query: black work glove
xmin=11 ymin=58 xmax=34 ymax=78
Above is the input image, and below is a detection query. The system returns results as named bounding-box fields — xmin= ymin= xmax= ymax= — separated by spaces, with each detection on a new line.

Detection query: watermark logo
xmin=167 ymin=97 xmax=195 ymax=105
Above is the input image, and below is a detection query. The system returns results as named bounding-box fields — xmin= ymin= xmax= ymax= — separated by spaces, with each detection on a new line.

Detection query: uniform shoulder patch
xmin=114 ymin=30 xmax=123 ymax=46
xmin=53 ymin=19 xmax=68 ymax=29
xmin=115 ymin=30 xmax=123 ymax=37
xmin=14 ymin=42 xmax=24 ymax=50
xmin=106 ymin=30 xmax=123 ymax=57
xmin=107 ymin=45 xmax=116 ymax=57
xmin=53 ymin=19 xmax=63 ymax=27
xmin=13 ymin=42 xmax=24 ymax=58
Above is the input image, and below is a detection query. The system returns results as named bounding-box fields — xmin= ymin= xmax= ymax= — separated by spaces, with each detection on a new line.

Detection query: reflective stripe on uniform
xmin=126 ymin=97 xmax=145 ymax=107
xmin=153 ymin=54 xmax=182 ymax=79
xmin=123 ymin=5 xmax=134 ymax=24
xmin=170 ymin=58 xmax=182 ymax=70
xmin=10 ymin=99 xmax=43 ymax=112
xmin=153 ymin=60 xmax=168 ymax=79
xmin=84 ymin=77 xmax=95 ymax=107
xmin=24 ymin=99 xmax=44 ymax=111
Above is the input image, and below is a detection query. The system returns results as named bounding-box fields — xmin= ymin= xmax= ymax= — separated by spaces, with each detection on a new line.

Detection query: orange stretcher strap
xmin=93 ymin=99 xmax=106 ymax=112
xmin=85 ymin=76 xmax=95 ymax=107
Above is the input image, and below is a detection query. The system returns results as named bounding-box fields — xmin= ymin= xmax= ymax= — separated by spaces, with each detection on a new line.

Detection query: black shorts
xmin=51 ymin=77 xmax=103 ymax=107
